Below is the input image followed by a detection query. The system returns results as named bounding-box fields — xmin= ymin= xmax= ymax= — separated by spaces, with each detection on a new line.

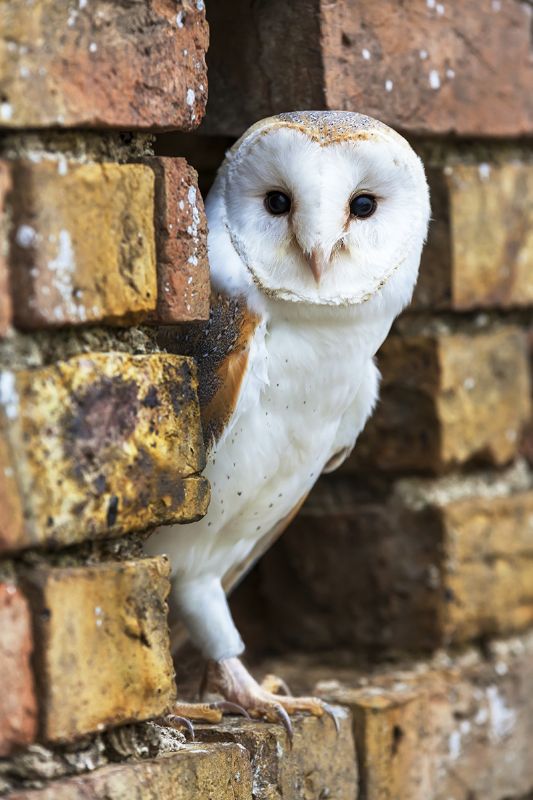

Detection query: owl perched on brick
xmin=148 ymin=111 xmax=430 ymax=733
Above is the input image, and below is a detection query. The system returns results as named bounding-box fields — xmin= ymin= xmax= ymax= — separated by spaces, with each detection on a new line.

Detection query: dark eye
xmin=265 ymin=190 xmax=291 ymax=215
xmin=350 ymin=194 xmax=377 ymax=219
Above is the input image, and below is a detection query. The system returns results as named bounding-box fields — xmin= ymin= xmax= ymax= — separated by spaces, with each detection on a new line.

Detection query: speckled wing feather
xmin=158 ymin=292 xmax=262 ymax=451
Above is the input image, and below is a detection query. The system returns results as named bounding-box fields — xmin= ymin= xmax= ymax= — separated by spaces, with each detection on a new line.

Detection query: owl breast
xmin=163 ymin=308 xmax=383 ymax=586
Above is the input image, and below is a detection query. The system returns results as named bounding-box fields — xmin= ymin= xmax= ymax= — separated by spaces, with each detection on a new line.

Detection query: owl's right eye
xmin=265 ymin=191 xmax=291 ymax=215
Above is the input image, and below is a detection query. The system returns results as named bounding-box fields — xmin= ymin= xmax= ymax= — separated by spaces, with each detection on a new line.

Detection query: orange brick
xmin=350 ymin=327 xmax=531 ymax=473
xmin=148 ymin=157 xmax=210 ymax=323
xmin=204 ymin=1 xmax=532 ymax=137
xmin=22 ymin=558 xmax=175 ymax=742
xmin=0 ymin=1 xmax=208 ymax=131
xmin=0 ymin=353 xmax=209 ymax=554
xmin=0 ymin=583 xmax=37 ymax=755
xmin=415 ymin=163 xmax=533 ymax=309
xmin=9 ymin=161 xmax=156 ymax=329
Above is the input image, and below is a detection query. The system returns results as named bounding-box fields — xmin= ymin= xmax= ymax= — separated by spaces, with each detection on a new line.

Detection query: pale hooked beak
xmin=307 ymin=248 xmax=330 ymax=285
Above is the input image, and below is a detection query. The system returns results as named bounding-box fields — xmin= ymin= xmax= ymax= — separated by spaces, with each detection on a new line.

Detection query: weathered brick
xmin=233 ymin=466 xmax=533 ymax=654
xmin=415 ymin=163 xmax=533 ymax=309
xmin=147 ymin=157 xmax=210 ymax=323
xmin=0 ymin=583 xmax=37 ymax=756
xmin=350 ymin=327 xmax=531 ymax=473
xmin=0 ymin=1 xmax=207 ymax=131
xmin=203 ymin=0 xmax=533 ymax=137
xmin=21 ymin=558 xmax=175 ymax=743
xmin=195 ymin=708 xmax=357 ymax=800
xmin=342 ymin=685 xmax=428 ymax=800
xmin=317 ymin=631 xmax=533 ymax=800
xmin=7 ymin=743 xmax=253 ymax=799
xmin=9 ymin=161 xmax=156 ymax=329
xmin=0 ymin=162 xmax=12 ymax=336
xmin=0 ymin=352 xmax=209 ymax=554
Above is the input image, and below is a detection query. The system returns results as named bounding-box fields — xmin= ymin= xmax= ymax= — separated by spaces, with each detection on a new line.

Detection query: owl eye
xmin=265 ymin=191 xmax=291 ymax=215
xmin=350 ymin=194 xmax=377 ymax=219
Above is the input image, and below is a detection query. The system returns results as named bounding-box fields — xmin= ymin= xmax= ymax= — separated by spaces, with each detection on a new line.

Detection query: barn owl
xmin=148 ymin=111 xmax=430 ymax=735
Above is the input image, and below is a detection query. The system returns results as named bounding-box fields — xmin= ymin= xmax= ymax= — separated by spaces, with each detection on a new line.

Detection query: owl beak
xmin=307 ymin=248 xmax=329 ymax=284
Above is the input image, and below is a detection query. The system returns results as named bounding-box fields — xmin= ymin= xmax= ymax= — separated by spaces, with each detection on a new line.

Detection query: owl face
xmin=210 ymin=111 xmax=430 ymax=307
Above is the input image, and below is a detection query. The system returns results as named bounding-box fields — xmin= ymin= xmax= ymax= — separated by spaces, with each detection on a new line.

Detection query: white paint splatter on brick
xmin=419 ymin=49 xmax=429 ymax=60
xmin=0 ymin=103 xmax=13 ymax=121
xmin=0 ymin=372 xmax=19 ymax=420
xmin=186 ymin=88 xmax=195 ymax=106
xmin=361 ymin=48 xmax=371 ymax=60
xmin=429 ymin=70 xmax=441 ymax=90
xmin=385 ymin=79 xmax=394 ymax=92
xmin=487 ymin=685 xmax=516 ymax=740
xmin=448 ymin=729 xmax=461 ymax=760
xmin=176 ymin=11 xmax=185 ymax=27
xmin=16 ymin=225 xmax=37 ymax=248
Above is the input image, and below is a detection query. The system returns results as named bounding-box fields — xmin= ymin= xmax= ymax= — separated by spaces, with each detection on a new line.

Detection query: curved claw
xmin=270 ymin=703 xmax=294 ymax=747
xmin=211 ymin=700 xmax=251 ymax=720
xmin=322 ymin=702 xmax=340 ymax=735
xmin=164 ymin=715 xmax=195 ymax=740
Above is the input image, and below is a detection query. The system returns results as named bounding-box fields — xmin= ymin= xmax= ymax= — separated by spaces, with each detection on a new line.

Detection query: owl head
xmin=206 ymin=111 xmax=430 ymax=310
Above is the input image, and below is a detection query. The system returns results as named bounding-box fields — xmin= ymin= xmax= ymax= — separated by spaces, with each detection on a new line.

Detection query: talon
xmin=270 ymin=703 xmax=293 ymax=747
xmin=322 ymin=702 xmax=340 ymax=735
xmin=210 ymin=700 xmax=251 ymax=719
xmin=160 ymin=715 xmax=195 ymax=740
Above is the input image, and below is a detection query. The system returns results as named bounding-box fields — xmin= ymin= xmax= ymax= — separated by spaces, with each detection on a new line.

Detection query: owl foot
xmin=203 ymin=657 xmax=339 ymax=745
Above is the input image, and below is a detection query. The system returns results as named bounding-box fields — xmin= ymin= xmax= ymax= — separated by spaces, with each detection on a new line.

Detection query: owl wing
xmin=158 ymin=291 xmax=264 ymax=452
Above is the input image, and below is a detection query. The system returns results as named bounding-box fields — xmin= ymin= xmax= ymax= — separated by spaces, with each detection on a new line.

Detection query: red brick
xmin=0 ymin=583 xmax=37 ymax=756
xmin=147 ymin=157 xmax=210 ymax=323
xmin=9 ymin=160 xmax=156 ymax=330
xmin=203 ymin=0 xmax=533 ymax=137
xmin=22 ymin=558 xmax=176 ymax=743
xmin=0 ymin=1 xmax=208 ymax=131
xmin=0 ymin=162 xmax=12 ymax=336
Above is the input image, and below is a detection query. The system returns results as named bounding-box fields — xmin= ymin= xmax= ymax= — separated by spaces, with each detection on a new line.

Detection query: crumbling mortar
xmin=0 ymin=721 xmax=185 ymax=796
xmin=0 ymin=131 xmax=155 ymax=165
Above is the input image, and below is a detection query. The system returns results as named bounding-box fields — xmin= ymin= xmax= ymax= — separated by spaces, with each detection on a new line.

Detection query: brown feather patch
xmin=158 ymin=292 xmax=261 ymax=450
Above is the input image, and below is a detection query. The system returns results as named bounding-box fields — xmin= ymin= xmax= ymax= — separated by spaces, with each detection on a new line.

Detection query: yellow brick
xmin=22 ymin=558 xmax=176 ymax=742
xmin=0 ymin=353 xmax=209 ymax=553
xmin=417 ymin=163 xmax=533 ymax=309
xmin=7 ymin=744 xmax=253 ymax=799
xmin=442 ymin=491 xmax=533 ymax=641
xmin=351 ymin=327 xmax=531 ymax=472
xmin=317 ymin=631 xmax=533 ymax=800
xmin=237 ymin=470 xmax=533 ymax=653
xmin=10 ymin=161 xmax=156 ymax=329
xmin=195 ymin=707 xmax=357 ymax=799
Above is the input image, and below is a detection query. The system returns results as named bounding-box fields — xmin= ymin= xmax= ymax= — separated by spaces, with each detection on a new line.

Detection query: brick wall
xmin=1 ymin=2 xmax=532 ymax=799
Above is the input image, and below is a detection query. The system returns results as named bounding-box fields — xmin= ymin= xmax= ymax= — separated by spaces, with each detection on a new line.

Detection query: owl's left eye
xmin=265 ymin=191 xmax=291 ymax=215
xmin=350 ymin=194 xmax=377 ymax=219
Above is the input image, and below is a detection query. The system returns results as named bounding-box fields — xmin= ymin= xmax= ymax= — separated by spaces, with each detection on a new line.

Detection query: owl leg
xmin=202 ymin=657 xmax=339 ymax=743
